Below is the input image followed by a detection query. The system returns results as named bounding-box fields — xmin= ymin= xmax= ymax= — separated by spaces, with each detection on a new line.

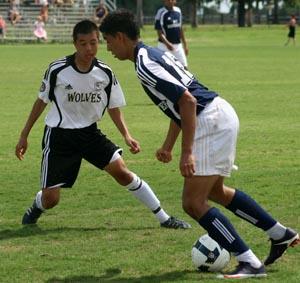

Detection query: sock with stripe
xmin=35 ymin=190 xmax=46 ymax=211
xmin=126 ymin=173 xmax=169 ymax=223
xmin=198 ymin=207 xmax=249 ymax=255
xmin=226 ymin=189 xmax=280 ymax=231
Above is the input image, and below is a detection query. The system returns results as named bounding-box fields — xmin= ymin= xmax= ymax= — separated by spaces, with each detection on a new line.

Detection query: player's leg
xmin=182 ymin=175 xmax=266 ymax=279
xmin=22 ymin=126 xmax=81 ymax=225
xmin=209 ymin=180 xmax=299 ymax=266
xmin=104 ymin=155 xmax=191 ymax=229
xmin=173 ymin=43 xmax=188 ymax=68
xmin=22 ymin=187 xmax=61 ymax=225
xmin=189 ymin=98 xmax=266 ymax=278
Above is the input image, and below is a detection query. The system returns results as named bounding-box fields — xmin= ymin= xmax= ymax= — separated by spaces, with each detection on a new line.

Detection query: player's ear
xmin=115 ymin=32 xmax=127 ymax=43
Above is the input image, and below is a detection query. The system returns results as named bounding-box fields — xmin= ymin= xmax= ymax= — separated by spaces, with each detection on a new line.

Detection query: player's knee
xmin=114 ymin=170 xmax=133 ymax=186
xmin=182 ymin=198 xmax=207 ymax=220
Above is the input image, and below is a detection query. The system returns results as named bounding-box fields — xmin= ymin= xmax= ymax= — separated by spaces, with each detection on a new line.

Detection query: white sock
xmin=236 ymin=249 xmax=262 ymax=268
xmin=266 ymin=222 xmax=286 ymax=240
xmin=35 ymin=190 xmax=45 ymax=211
xmin=126 ymin=173 xmax=170 ymax=223
xmin=153 ymin=207 xmax=170 ymax=223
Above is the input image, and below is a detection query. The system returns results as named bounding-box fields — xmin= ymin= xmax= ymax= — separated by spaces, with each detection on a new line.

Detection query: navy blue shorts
xmin=40 ymin=123 xmax=121 ymax=189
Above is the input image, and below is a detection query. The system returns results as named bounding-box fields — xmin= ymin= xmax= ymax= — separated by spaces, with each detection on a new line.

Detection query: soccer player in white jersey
xmin=100 ymin=11 xmax=299 ymax=279
xmin=15 ymin=20 xmax=191 ymax=230
xmin=155 ymin=0 xmax=188 ymax=68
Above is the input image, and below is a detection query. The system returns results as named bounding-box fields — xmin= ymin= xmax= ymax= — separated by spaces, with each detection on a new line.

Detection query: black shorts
xmin=288 ymin=27 xmax=295 ymax=38
xmin=40 ymin=123 xmax=122 ymax=189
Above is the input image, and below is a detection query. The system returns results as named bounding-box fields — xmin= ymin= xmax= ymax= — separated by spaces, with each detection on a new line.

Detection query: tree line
xmin=115 ymin=0 xmax=300 ymax=27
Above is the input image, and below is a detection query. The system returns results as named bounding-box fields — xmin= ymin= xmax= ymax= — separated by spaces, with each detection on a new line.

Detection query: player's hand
xmin=156 ymin=148 xmax=172 ymax=163
xmin=180 ymin=152 xmax=195 ymax=178
xmin=15 ymin=136 xmax=28 ymax=160
xmin=125 ymin=136 xmax=140 ymax=154
xmin=184 ymin=46 xmax=189 ymax=56
xmin=167 ymin=43 xmax=174 ymax=51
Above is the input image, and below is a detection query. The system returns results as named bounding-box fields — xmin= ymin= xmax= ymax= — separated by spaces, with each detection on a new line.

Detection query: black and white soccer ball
xmin=191 ymin=234 xmax=230 ymax=272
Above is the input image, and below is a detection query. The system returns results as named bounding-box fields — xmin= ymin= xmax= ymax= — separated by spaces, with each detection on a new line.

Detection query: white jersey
xmin=39 ymin=54 xmax=126 ymax=129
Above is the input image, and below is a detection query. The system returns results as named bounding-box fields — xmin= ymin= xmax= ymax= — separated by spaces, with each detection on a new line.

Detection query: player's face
xmin=164 ymin=0 xmax=176 ymax=8
xmin=103 ymin=33 xmax=129 ymax=61
xmin=74 ymin=31 xmax=99 ymax=64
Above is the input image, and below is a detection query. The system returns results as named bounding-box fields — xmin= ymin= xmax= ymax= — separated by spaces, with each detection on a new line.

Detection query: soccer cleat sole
xmin=217 ymin=273 xmax=267 ymax=279
xmin=273 ymin=233 xmax=299 ymax=246
xmin=289 ymin=236 xmax=300 ymax=247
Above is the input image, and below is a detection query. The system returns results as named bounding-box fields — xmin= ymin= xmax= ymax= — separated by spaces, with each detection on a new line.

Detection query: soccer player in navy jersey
xmin=15 ymin=19 xmax=191 ymax=230
xmin=154 ymin=0 xmax=188 ymax=68
xmin=99 ymin=11 xmax=299 ymax=279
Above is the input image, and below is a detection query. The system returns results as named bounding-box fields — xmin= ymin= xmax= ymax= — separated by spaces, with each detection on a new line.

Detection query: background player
xmin=100 ymin=10 xmax=299 ymax=279
xmin=154 ymin=0 xmax=188 ymax=68
xmin=15 ymin=19 xmax=191 ymax=230
xmin=285 ymin=14 xmax=296 ymax=46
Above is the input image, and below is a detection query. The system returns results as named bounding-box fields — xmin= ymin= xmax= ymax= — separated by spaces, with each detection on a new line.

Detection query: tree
xmin=237 ymin=0 xmax=246 ymax=27
xmin=189 ymin=0 xmax=199 ymax=27
xmin=136 ymin=0 xmax=143 ymax=28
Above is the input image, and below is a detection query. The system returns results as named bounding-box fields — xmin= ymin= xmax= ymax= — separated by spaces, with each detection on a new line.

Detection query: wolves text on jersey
xmin=67 ymin=91 xmax=102 ymax=103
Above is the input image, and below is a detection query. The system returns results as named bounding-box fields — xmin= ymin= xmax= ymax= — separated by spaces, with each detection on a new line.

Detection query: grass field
xmin=0 ymin=25 xmax=299 ymax=283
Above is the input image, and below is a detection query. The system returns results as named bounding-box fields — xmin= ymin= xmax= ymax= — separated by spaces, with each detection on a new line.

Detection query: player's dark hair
xmin=73 ymin=19 xmax=99 ymax=42
xmin=99 ymin=9 xmax=140 ymax=40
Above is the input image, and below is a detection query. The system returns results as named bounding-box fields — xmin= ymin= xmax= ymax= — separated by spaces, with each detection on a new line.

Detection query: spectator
xmin=40 ymin=3 xmax=49 ymax=23
xmin=0 ymin=15 xmax=7 ymax=39
xmin=33 ymin=15 xmax=47 ymax=42
xmin=94 ymin=1 xmax=108 ymax=27
xmin=8 ymin=0 xmax=21 ymax=25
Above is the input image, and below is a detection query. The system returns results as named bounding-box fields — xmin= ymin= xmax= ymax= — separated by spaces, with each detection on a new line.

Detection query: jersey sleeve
xmin=154 ymin=9 xmax=162 ymax=30
xmin=137 ymin=56 xmax=187 ymax=103
xmin=107 ymin=74 xmax=126 ymax=109
xmin=38 ymin=70 xmax=51 ymax=103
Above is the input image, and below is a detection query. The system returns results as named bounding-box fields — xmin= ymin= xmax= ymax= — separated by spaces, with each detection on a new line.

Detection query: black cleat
xmin=160 ymin=216 xmax=191 ymax=229
xmin=22 ymin=200 xmax=43 ymax=225
xmin=217 ymin=262 xmax=267 ymax=279
xmin=264 ymin=227 xmax=299 ymax=266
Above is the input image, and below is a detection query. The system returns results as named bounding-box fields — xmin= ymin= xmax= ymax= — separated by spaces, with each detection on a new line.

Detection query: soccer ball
xmin=191 ymin=234 xmax=230 ymax=272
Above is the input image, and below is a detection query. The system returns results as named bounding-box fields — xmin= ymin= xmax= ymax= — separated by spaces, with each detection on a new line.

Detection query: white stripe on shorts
xmin=41 ymin=126 xmax=51 ymax=188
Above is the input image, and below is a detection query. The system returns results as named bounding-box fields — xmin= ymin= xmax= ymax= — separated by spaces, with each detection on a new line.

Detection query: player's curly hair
xmin=99 ymin=9 xmax=140 ymax=40
xmin=73 ymin=19 xmax=99 ymax=42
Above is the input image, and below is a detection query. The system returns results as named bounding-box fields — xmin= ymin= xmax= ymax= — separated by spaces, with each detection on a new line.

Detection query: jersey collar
xmin=134 ymin=41 xmax=145 ymax=66
xmin=67 ymin=53 xmax=97 ymax=74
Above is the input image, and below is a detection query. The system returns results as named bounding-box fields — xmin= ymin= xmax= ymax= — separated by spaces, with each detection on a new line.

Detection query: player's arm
xmin=15 ymin=98 xmax=47 ymax=160
xmin=108 ymin=107 xmax=140 ymax=154
xmin=157 ymin=30 xmax=174 ymax=51
xmin=180 ymin=27 xmax=188 ymax=56
xmin=177 ymin=90 xmax=197 ymax=178
xmin=156 ymin=120 xmax=180 ymax=163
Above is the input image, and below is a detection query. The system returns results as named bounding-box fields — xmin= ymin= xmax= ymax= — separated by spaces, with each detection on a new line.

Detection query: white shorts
xmin=157 ymin=42 xmax=188 ymax=67
xmin=193 ymin=97 xmax=240 ymax=177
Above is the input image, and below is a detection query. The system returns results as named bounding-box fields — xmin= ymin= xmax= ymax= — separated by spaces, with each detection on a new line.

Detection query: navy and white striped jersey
xmin=134 ymin=42 xmax=218 ymax=126
xmin=154 ymin=6 xmax=182 ymax=44
xmin=38 ymin=54 xmax=125 ymax=129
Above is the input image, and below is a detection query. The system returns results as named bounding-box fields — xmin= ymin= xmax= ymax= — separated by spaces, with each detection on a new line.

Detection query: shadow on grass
xmin=47 ymin=268 xmax=195 ymax=283
xmin=0 ymin=225 xmax=157 ymax=241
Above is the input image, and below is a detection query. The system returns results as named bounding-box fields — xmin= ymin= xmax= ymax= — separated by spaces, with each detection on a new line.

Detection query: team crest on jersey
xmin=158 ymin=100 xmax=168 ymax=111
xmin=40 ymin=81 xmax=46 ymax=92
xmin=94 ymin=81 xmax=105 ymax=91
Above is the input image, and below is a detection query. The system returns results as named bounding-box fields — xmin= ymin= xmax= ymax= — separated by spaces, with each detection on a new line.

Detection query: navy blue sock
xmin=198 ymin=207 xmax=248 ymax=255
xmin=226 ymin=189 xmax=276 ymax=231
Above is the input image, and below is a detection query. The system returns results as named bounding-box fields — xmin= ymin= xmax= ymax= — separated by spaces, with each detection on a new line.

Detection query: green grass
xmin=0 ymin=25 xmax=299 ymax=283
